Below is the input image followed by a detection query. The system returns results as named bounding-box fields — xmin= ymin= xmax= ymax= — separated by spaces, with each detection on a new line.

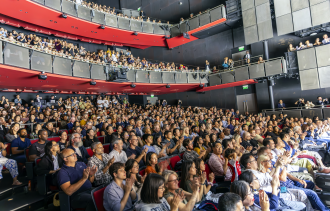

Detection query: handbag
xmin=53 ymin=192 xmax=60 ymax=207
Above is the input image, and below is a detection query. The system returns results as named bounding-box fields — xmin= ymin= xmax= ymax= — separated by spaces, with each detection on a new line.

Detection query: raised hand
xmin=123 ymin=178 xmax=134 ymax=193
xmin=170 ymin=189 xmax=185 ymax=211
xmin=208 ymin=172 xmax=215 ymax=183
xmin=259 ymin=190 xmax=270 ymax=211
xmin=89 ymin=165 xmax=97 ymax=176
xmin=108 ymin=156 xmax=115 ymax=166
xmin=82 ymin=167 xmax=90 ymax=180
xmin=128 ymin=154 xmax=136 ymax=159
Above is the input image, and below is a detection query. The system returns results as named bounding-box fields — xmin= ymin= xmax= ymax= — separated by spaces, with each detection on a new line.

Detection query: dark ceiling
xmin=91 ymin=0 xmax=227 ymax=23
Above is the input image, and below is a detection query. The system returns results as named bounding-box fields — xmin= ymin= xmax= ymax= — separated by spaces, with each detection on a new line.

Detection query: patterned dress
xmin=0 ymin=151 xmax=19 ymax=179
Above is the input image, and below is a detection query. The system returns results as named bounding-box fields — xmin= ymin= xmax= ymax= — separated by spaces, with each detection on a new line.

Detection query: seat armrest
xmin=37 ymin=174 xmax=48 ymax=195
xmin=59 ymin=191 xmax=71 ymax=211
xmin=26 ymin=161 xmax=34 ymax=180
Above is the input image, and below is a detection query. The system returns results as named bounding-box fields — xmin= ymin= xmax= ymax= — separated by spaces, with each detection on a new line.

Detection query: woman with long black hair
xmin=180 ymin=160 xmax=204 ymax=201
xmin=125 ymin=159 xmax=146 ymax=199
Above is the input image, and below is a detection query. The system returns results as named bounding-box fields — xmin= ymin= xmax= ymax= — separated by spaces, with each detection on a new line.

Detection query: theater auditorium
xmin=1 ymin=0 xmax=330 ymax=210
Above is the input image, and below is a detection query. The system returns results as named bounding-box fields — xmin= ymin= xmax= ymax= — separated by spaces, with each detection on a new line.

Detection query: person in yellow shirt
xmin=193 ymin=136 xmax=206 ymax=155
xmin=80 ymin=113 xmax=89 ymax=127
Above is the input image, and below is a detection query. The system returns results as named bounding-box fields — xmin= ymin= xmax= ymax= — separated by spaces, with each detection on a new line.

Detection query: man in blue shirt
xmin=67 ymin=117 xmax=76 ymax=130
xmin=125 ymin=135 xmax=147 ymax=167
xmin=11 ymin=128 xmax=31 ymax=163
xmin=58 ymin=148 xmax=97 ymax=211
xmin=67 ymin=133 xmax=90 ymax=164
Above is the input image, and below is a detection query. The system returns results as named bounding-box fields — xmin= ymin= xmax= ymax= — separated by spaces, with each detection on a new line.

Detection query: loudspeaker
xmin=38 ymin=74 xmax=47 ymax=80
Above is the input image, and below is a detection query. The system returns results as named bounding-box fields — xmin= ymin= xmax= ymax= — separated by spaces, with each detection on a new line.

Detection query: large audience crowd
xmin=0 ymin=94 xmax=330 ymax=211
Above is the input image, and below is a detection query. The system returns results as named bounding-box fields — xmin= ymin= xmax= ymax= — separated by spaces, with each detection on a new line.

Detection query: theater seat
xmin=103 ymin=144 xmax=110 ymax=154
xmin=204 ymin=163 xmax=215 ymax=184
xmin=96 ymin=131 xmax=101 ymax=136
xmin=31 ymin=139 xmax=38 ymax=144
xmin=97 ymin=136 xmax=104 ymax=144
xmin=86 ymin=147 xmax=93 ymax=157
xmin=91 ymin=184 xmax=107 ymax=211
xmin=180 ymin=152 xmax=184 ymax=159
xmin=139 ymin=167 xmax=146 ymax=176
xmin=48 ymin=137 xmax=61 ymax=142
xmin=59 ymin=129 xmax=68 ymax=134
xmin=5 ymin=142 xmax=11 ymax=156
xmin=169 ymin=155 xmax=181 ymax=170
xmin=24 ymin=148 xmax=30 ymax=162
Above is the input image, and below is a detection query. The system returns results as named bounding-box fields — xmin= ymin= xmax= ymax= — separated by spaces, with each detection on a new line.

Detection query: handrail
xmin=262 ymin=104 xmax=328 ymax=112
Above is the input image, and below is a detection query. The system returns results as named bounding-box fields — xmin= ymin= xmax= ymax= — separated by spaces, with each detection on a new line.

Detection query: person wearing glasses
xmin=37 ymin=141 xmax=63 ymax=186
xmin=57 ymin=148 xmax=97 ymax=211
xmin=163 ymin=170 xmax=199 ymax=211
xmin=103 ymin=162 xmax=138 ymax=211
xmin=67 ymin=133 xmax=90 ymax=164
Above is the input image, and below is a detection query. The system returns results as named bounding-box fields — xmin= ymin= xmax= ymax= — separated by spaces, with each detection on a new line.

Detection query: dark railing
xmin=262 ymin=105 xmax=330 ymax=119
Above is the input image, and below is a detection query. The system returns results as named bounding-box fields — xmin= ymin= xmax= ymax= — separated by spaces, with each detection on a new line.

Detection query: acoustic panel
xmin=209 ymin=74 xmax=221 ymax=86
xmin=122 ymin=9 xmax=131 ymax=17
xmin=283 ymin=110 xmax=302 ymax=118
xmin=187 ymin=73 xmax=200 ymax=83
xmin=180 ymin=22 xmax=188 ymax=33
xmin=302 ymin=109 xmax=323 ymax=119
xmin=255 ymin=0 xmax=269 ymax=6
xmin=45 ymin=0 xmax=61 ymax=11
xmin=34 ymin=0 xmax=44 ymax=4
xmin=299 ymin=68 xmax=320 ymax=90
xmin=3 ymin=43 xmax=29 ymax=69
xmin=200 ymin=73 xmax=208 ymax=83
xmin=257 ymin=20 xmax=273 ymax=41
xmin=77 ymin=5 xmax=91 ymax=21
xmin=199 ymin=12 xmax=210 ymax=26
xmin=256 ymin=3 xmax=271 ymax=24
xmin=131 ymin=20 xmax=142 ymax=32
xmin=241 ymin=0 xmax=255 ymax=11
xmin=170 ymin=25 xmax=181 ymax=37
xmin=323 ymin=108 xmax=330 ymax=118
xmin=292 ymin=7 xmax=312 ymax=31
xmin=31 ymin=51 xmax=52 ymax=73
xmin=73 ymin=61 xmax=90 ymax=78
xmin=210 ymin=6 xmax=222 ymax=22
xmin=118 ymin=17 xmax=130 ymax=30
xmin=53 ymin=57 xmax=72 ymax=76
xmin=126 ymin=70 xmax=136 ymax=82
xmin=265 ymin=59 xmax=283 ymax=76
xmin=291 ymin=0 xmax=310 ymax=12
xmin=131 ymin=10 xmax=140 ymax=18
xmin=149 ymin=72 xmax=162 ymax=83
xmin=318 ymin=66 xmax=330 ymax=88
xmin=154 ymin=25 xmax=165 ymax=35
xmin=189 ymin=17 xmax=200 ymax=30
xmin=297 ymin=47 xmax=317 ymax=70
xmin=310 ymin=1 xmax=330 ymax=26
xmin=276 ymin=13 xmax=294 ymax=36
xmin=90 ymin=64 xmax=105 ymax=80
xmin=0 ymin=41 xmax=2 ymax=64
xmin=242 ymin=8 xmax=257 ymax=28
xmin=310 ymin=0 xmax=327 ymax=6
xmin=274 ymin=0 xmax=292 ymax=17
xmin=244 ymin=25 xmax=259 ymax=45
xmin=62 ymin=0 xmax=77 ymax=17
xmin=249 ymin=63 xmax=266 ymax=78
xmin=162 ymin=72 xmax=175 ymax=83
xmin=221 ymin=72 xmax=235 ymax=84
xmin=315 ymin=44 xmax=330 ymax=67
xmin=234 ymin=66 xmax=250 ymax=81
xmin=142 ymin=22 xmax=153 ymax=33
xmin=175 ymin=73 xmax=188 ymax=83
xmin=105 ymin=14 xmax=118 ymax=27
xmin=93 ymin=11 xmax=105 ymax=25
xmin=136 ymin=71 xmax=149 ymax=83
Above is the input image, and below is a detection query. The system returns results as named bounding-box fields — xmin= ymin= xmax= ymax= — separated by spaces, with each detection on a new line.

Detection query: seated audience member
xmin=0 ymin=142 xmax=21 ymax=185
xmin=11 ymin=128 xmax=31 ymax=163
xmin=29 ymin=130 xmax=49 ymax=162
xmin=125 ymin=135 xmax=147 ymax=167
xmin=103 ymin=162 xmax=138 ymax=211
xmin=45 ymin=122 xmax=57 ymax=137
xmin=162 ymin=131 xmax=180 ymax=156
xmin=37 ymin=141 xmax=63 ymax=186
xmin=142 ymin=134 xmax=157 ymax=153
xmin=163 ymin=170 xmax=199 ymax=211
xmin=109 ymin=137 xmax=129 ymax=163
xmin=153 ymin=134 xmax=170 ymax=158
xmin=180 ymin=160 xmax=205 ymax=200
xmin=68 ymin=133 xmax=90 ymax=164
xmin=134 ymin=173 xmax=183 ymax=211
xmin=257 ymin=57 xmax=265 ymax=64
xmin=208 ymin=142 xmax=232 ymax=183
xmin=58 ymin=130 xmax=69 ymax=151
xmin=182 ymin=139 xmax=205 ymax=161
xmin=193 ymin=136 xmax=209 ymax=157
xmin=230 ymin=180 xmax=271 ymax=211
xmin=288 ymin=44 xmax=296 ymax=52
xmin=57 ymin=148 xmax=97 ymax=211
xmin=83 ymin=129 xmax=98 ymax=148
xmin=194 ymin=158 xmax=214 ymax=196
xmin=145 ymin=152 xmax=168 ymax=175
xmin=104 ymin=126 xmax=114 ymax=144
xmin=125 ymin=159 xmax=146 ymax=199
xmin=296 ymin=42 xmax=305 ymax=50
xmin=314 ymin=38 xmax=322 ymax=46
xmin=67 ymin=117 xmax=76 ymax=130
xmin=277 ymin=99 xmax=286 ymax=109
xmin=224 ymin=148 xmax=241 ymax=182
xmin=87 ymin=142 xmax=114 ymax=186
xmin=218 ymin=192 xmax=244 ymax=211
xmin=239 ymin=170 xmax=306 ymax=210
xmin=322 ymin=34 xmax=330 ymax=45
xmin=244 ymin=51 xmax=251 ymax=64
xmin=6 ymin=123 xmax=20 ymax=142
xmin=305 ymin=40 xmax=313 ymax=48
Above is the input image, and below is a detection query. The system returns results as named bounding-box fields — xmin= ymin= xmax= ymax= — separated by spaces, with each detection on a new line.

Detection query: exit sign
xmin=151 ymin=95 xmax=154 ymax=98
xmin=243 ymin=85 xmax=249 ymax=90
xmin=239 ymin=46 xmax=245 ymax=51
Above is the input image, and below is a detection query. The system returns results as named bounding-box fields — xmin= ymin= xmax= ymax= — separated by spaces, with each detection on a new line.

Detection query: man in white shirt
xmin=97 ymin=96 xmax=103 ymax=109
xmin=109 ymin=138 xmax=133 ymax=163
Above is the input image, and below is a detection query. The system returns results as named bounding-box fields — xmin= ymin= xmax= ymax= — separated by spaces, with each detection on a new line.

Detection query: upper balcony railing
xmin=0 ymin=38 xmax=208 ymax=84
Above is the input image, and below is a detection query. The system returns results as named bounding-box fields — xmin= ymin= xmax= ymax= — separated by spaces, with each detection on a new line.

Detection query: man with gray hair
xmin=87 ymin=142 xmax=114 ymax=185
xmin=109 ymin=138 xmax=131 ymax=163
xmin=68 ymin=133 xmax=90 ymax=164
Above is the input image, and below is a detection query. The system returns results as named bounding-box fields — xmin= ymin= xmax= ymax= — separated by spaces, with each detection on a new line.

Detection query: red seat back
xmin=204 ymin=164 xmax=215 ymax=183
xmin=6 ymin=142 xmax=11 ymax=155
xmin=180 ymin=152 xmax=184 ymax=159
xmin=36 ymin=158 xmax=41 ymax=165
xmin=48 ymin=137 xmax=60 ymax=142
xmin=30 ymin=139 xmax=38 ymax=144
xmin=103 ymin=144 xmax=110 ymax=154
xmin=68 ymin=129 xmax=73 ymax=134
xmin=139 ymin=167 xmax=146 ymax=176
xmin=92 ymin=186 xmax=107 ymax=211
xmin=86 ymin=148 xmax=94 ymax=157
xmin=96 ymin=131 xmax=101 ymax=136
xmin=25 ymin=148 xmax=30 ymax=162
xmin=170 ymin=156 xmax=181 ymax=169
xmin=97 ymin=136 xmax=104 ymax=144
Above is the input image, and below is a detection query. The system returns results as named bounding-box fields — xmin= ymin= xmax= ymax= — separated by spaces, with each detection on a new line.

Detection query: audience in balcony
xmin=316 ymin=96 xmax=329 ymax=106
xmin=222 ymin=57 xmax=229 ymax=69
xmin=257 ymin=56 xmax=264 ymax=64
xmin=277 ymin=99 xmax=286 ymax=108
xmin=305 ymin=40 xmax=313 ymax=48
xmin=322 ymin=34 xmax=330 ymax=45
xmin=314 ymin=38 xmax=322 ymax=46
xmin=295 ymin=98 xmax=305 ymax=107
xmin=244 ymin=51 xmax=251 ymax=64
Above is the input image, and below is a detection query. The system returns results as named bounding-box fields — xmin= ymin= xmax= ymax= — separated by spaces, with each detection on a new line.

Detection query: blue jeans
xmin=292 ymin=180 xmax=329 ymax=211
xmin=279 ymin=199 xmax=306 ymax=211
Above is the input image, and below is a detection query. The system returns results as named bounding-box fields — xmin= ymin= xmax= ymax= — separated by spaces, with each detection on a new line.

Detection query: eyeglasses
xmin=248 ymin=159 xmax=257 ymax=163
xmin=158 ymin=186 xmax=165 ymax=190
xmin=168 ymin=178 xmax=179 ymax=183
xmin=133 ymin=165 xmax=139 ymax=169
xmin=64 ymin=153 xmax=76 ymax=158
xmin=52 ymin=143 xmax=59 ymax=146
xmin=262 ymin=160 xmax=271 ymax=163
